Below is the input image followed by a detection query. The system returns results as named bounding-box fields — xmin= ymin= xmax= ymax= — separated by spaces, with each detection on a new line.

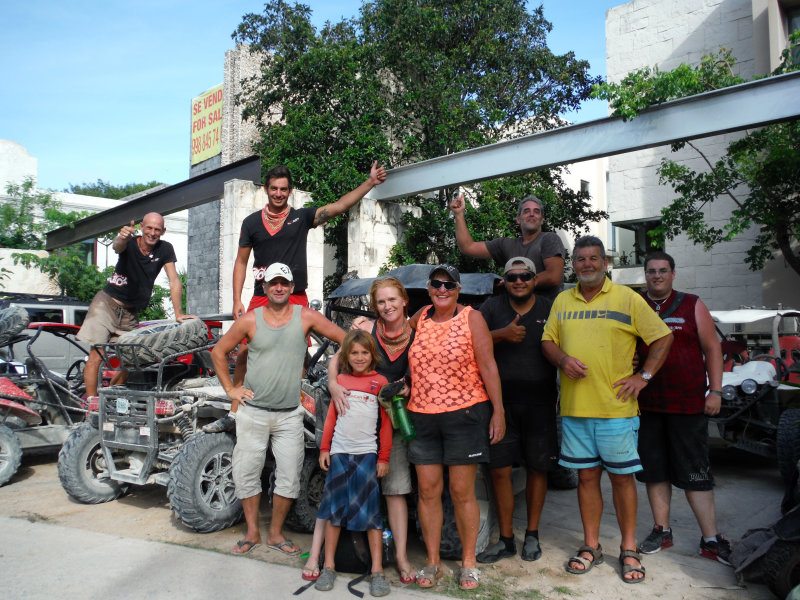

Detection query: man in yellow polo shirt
xmin=542 ymin=236 xmax=672 ymax=585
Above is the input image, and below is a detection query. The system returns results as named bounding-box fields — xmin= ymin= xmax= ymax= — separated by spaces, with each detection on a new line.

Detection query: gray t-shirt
xmin=485 ymin=232 xmax=566 ymax=302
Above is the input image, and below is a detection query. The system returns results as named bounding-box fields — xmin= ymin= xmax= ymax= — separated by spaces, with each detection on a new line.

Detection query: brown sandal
xmin=565 ymin=544 xmax=604 ymax=574
xmin=619 ymin=549 xmax=646 ymax=584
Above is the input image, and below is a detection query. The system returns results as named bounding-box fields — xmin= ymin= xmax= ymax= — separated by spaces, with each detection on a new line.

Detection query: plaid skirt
xmin=317 ymin=452 xmax=382 ymax=531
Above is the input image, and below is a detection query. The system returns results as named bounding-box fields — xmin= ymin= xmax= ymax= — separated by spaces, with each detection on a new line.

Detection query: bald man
xmin=77 ymin=212 xmax=190 ymax=398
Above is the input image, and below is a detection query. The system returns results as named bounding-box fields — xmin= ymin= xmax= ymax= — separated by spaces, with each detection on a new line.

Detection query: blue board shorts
xmin=559 ymin=416 xmax=642 ymax=475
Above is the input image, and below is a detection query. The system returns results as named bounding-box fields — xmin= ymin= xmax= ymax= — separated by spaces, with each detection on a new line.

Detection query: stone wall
xmin=187 ymin=200 xmax=221 ymax=314
xmin=606 ymin=0 xmax=769 ymax=308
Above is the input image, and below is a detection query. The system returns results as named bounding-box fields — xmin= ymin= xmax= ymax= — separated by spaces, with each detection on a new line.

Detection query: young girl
xmin=313 ymin=329 xmax=393 ymax=597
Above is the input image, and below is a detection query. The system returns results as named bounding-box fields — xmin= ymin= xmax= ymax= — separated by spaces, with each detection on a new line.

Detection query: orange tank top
xmin=408 ymin=305 xmax=488 ymax=414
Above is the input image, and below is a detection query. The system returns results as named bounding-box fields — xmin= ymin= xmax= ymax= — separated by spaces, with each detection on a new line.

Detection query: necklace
xmin=646 ymin=291 xmax=672 ymax=312
xmin=136 ymin=236 xmax=154 ymax=258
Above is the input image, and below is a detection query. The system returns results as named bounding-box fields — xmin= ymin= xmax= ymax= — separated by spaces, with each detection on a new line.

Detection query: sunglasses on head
xmin=504 ymin=272 xmax=534 ymax=283
xmin=429 ymin=279 xmax=458 ymax=290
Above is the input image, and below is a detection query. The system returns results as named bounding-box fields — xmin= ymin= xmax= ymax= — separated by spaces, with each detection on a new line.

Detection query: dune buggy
xmin=0 ymin=305 xmax=91 ymax=486
xmin=711 ymin=309 xmax=800 ymax=483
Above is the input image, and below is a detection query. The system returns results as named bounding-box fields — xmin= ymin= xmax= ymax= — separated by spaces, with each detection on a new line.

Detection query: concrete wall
xmin=0 ymin=249 xmax=55 ymax=294
xmin=605 ymin=0 xmax=797 ymax=308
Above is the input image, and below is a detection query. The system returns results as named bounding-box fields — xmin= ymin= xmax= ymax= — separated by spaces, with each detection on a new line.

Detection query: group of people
xmin=75 ymin=165 xmax=732 ymax=596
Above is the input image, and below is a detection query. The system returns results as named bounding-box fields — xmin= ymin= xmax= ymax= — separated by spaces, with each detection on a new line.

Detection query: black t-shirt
xmin=485 ymin=232 xmax=566 ymax=303
xmin=103 ymin=237 xmax=177 ymax=312
xmin=479 ymin=293 xmax=557 ymax=404
xmin=239 ymin=207 xmax=317 ymax=294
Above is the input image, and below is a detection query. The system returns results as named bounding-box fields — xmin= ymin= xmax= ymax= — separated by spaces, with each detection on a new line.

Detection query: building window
xmin=610 ymin=219 xmax=664 ymax=267
xmin=789 ymin=7 xmax=800 ymax=63
xmin=580 ymin=179 xmax=590 ymax=195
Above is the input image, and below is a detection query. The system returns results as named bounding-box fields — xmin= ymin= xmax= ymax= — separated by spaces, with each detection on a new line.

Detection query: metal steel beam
xmin=371 ymin=71 xmax=800 ymax=201
xmin=46 ymin=155 xmax=261 ymax=250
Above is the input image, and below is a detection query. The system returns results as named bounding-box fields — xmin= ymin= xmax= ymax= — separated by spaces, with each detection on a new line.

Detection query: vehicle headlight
xmin=741 ymin=379 xmax=758 ymax=395
xmin=721 ymin=385 xmax=737 ymax=401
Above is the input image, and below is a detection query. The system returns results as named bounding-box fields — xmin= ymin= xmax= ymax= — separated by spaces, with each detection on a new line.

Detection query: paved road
xmin=0 ymin=448 xmax=785 ymax=599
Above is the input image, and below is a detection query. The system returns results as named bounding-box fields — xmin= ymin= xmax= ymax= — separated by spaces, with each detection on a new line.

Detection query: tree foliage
xmin=591 ymin=36 xmax=800 ymax=277
xmin=65 ymin=179 xmax=164 ymax=199
xmin=233 ymin=0 xmax=605 ymax=283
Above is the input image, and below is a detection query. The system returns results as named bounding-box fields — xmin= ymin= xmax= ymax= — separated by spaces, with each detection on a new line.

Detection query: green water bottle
xmin=391 ymin=395 xmax=416 ymax=441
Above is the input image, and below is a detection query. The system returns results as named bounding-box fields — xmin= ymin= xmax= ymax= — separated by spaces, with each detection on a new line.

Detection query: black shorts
xmin=408 ymin=402 xmax=491 ymax=466
xmin=488 ymin=402 xmax=558 ymax=472
xmin=635 ymin=412 xmax=714 ymax=491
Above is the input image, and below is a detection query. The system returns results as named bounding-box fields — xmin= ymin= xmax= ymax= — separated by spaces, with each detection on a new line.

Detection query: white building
xmin=605 ymin=0 xmax=799 ymax=307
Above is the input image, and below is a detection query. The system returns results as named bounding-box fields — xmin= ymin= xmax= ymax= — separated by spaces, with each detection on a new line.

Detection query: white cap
xmin=263 ymin=263 xmax=293 ymax=283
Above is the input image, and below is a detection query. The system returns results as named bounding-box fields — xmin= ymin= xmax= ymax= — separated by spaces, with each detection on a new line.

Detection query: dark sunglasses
xmin=429 ymin=279 xmax=458 ymax=290
xmin=504 ymin=272 xmax=534 ymax=283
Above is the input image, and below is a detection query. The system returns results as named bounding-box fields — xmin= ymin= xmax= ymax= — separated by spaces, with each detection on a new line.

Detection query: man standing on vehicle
xmin=541 ymin=236 xmax=672 ymax=584
xmin=449 ymin=193 xmax=566 ymax=302
xmin=635 ymin=251 xmax=731 ymax=564
xmin=77 ymin=212 xmax=189 ymax=400
xmin=476 ymin=257 xmax=558 ymax=564
xmin=210 ymin=263 xmax=345 ymax=556
xmin=204 ymin=162 xmax=387 ymax=433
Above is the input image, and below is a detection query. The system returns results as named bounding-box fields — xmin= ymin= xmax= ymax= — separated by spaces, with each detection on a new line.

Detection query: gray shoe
xmin=369 ymin=572 xmax=390 ymax=597
xmin=203 ymin=414 xmax=236 ymax=433
xmin=521 ymin=534 xmax=542 ymax=561
xmin=477 ymin=540 xmax=515 ymax=564
xmin=315 ymin=568 xmax=337 ymax=592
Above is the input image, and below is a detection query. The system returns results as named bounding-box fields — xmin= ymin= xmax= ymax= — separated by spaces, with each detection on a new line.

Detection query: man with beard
xmin=476 ymin=257 xmax=558 ymax=564
xmin=210 ymin=263 xmax=345 ymax=556
xmin=450 ymin=194 xmax=565 ymax=302
xmin=542 ymin=236 xmax=672 ymax=584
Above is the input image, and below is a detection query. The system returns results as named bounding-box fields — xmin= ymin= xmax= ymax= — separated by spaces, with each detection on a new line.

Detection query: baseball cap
xmin=503 ymin=257 xmax=536 ymax=275
xmin=429 ymin=264 xmax=461 ymax=283
xmin=263 ymin=263 xmax=293 ymax=283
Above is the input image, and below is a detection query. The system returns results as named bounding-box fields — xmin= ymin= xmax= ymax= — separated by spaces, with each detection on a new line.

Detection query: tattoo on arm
xmin=314 ymin=208 xmax=331 ymax=226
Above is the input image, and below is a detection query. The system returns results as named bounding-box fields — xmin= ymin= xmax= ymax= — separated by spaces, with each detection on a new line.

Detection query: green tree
xmin=65 ymin=179 xmax=164 ymax=199
xmin=234 ymin=0 xmax=605 ymax=283
xmin=591 ymin=37 xmax=800 ymax=277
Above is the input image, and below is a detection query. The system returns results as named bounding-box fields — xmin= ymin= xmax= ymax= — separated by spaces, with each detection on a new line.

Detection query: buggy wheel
xmin=548 ymin=465 xmax=579 ymax=490
xmin=116 ymin=318 xmax=208 ymax=366
xmin=285 ymin=450 xmax=325 ymax=534
xmin=762 ymin=541 xmax=800 ymax=599
xmin=167 ymin=432 xmax=242 ymax=533
xmin=0 ymin=425 xmax=22 ymax=486
xmin=778 ymin=409 xmax=800 ymax=484
xmin=0 ymin=305 xmax=29 ymax=347
xmin=437 ymin=468 xmax=495 ymax=560
xmin=57 ymin=423 xmax=128 ymax=503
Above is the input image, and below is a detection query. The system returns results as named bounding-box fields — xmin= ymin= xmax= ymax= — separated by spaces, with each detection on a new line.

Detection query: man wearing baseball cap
xmin=211 ymin=263 xmax=345 ymax=556
xmin=476 ymin=257 xmax=559 ymax=564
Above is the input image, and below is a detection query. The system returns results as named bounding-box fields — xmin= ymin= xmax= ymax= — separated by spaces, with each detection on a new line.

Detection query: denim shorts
xmin=559 ymin=416 xmax=642 ymax=475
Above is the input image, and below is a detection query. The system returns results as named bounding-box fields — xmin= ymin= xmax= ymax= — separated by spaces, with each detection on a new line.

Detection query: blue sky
xmin=0 ymin=1 xmax=623 ymax=192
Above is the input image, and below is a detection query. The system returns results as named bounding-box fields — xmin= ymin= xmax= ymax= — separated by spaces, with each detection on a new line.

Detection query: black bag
xmin=322 ymin=529 xmax=372 ymax=574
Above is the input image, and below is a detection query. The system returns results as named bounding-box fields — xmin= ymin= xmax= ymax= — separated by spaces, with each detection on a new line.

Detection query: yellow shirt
xmin=542 ymin=279 xmax=671 ymax=418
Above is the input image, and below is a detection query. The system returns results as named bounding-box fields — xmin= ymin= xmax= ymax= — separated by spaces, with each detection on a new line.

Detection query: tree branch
xmin=686 ymin=141 xmax=743 ymax=208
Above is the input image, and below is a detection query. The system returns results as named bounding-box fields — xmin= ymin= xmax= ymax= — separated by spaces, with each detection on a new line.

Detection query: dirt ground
xmin=0 ymin=447 xmax=785 ymax=600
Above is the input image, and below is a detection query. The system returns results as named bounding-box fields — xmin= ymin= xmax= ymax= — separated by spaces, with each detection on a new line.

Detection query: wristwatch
xmin=639 ymin=370 xmax=653 ymax=383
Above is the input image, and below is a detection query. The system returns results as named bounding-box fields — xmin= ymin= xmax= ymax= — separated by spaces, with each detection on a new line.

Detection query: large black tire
xmin=762 ymin=541 xmax=800 ymax=599
xmin=0 ymin=425 xmax=22 ymax=486
xmin=116 ymin=318 xmax=207 ymax=366
xmin=285 ymin=450 xmax=325 ymax=534
xmin=57 ymin=423 xmax=129 ymax=503
xmin=0 ymin=305 xmax=29 ymax=347
xmin=778 ymin=409 xmax=800 ymax=484
xmin=548 ymin=465 xmax=579 ymax=490
xmin=438 ymin=472 xmax=495 ymax=560
xmin=167 ymin=432 xmax=242 ymax=533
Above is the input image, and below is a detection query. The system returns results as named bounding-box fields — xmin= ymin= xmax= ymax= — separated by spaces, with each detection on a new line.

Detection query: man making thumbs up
xmin=476 ymin=257 xmax=559 ymax=564
xmin=77 ymin=212 xmax=190 ymax=399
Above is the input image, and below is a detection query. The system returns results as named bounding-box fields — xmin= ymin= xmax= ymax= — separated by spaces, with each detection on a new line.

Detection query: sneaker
xmin=699 ymin=535 xmax=732 ymax=566
xmin=203 ymin=414 xmax=236 ymax=433
xmin=638 ymin=525 xmax=674 ymax=554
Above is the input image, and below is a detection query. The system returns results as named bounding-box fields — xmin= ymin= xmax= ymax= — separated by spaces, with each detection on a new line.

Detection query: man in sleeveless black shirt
xmin=77 ymin=212 xmax=189 ymax=398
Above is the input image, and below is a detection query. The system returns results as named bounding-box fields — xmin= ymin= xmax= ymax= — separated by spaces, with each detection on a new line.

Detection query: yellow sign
xmin=190 ymin=83 xmax=223 ymax=165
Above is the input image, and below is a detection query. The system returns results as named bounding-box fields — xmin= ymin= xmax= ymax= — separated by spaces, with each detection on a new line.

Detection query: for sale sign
xmin=190 ymin=83 xmax=223 ymax=165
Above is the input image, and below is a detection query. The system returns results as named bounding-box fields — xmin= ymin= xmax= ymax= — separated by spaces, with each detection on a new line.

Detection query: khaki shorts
xmin=232 ymin=403 xmax=304 ymax=500
xmin=381 ymin=431 xmax=412 ymax=496
xmin=76 ymin=290 xmax=138 ymax=346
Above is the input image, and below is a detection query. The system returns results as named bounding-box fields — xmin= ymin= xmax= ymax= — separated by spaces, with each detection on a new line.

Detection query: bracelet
xmin=708 ymin=389 xmax=722 ymax=396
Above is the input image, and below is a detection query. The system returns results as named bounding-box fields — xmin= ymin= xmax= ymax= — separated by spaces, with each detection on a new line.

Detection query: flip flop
xmin=232 ymin=539 xmax=259 ymax=555
xmin=267 ymin=539 xmax=301 ymax=556
xmin=301 ymin=566 xmax=320 ymax=581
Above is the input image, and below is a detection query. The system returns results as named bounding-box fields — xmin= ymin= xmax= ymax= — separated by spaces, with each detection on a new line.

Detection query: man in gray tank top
xmin=211 ymin=263 xmax=345 ymax=556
